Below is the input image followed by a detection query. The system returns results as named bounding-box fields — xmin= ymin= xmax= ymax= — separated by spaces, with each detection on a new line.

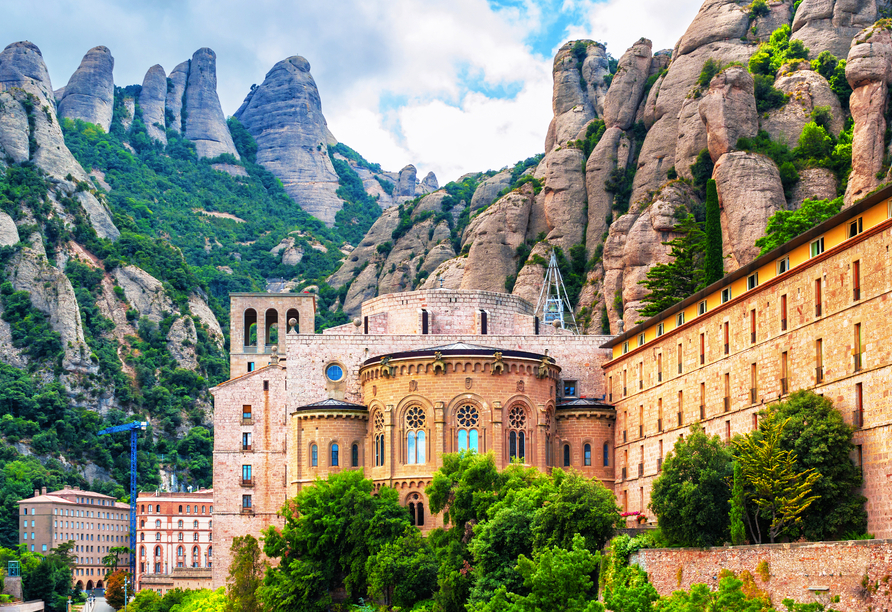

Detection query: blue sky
xmin=0 ymin=0 xmax=703 ymax=183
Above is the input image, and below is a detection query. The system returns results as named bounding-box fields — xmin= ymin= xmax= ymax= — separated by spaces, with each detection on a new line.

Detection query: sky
xmin=1 ymin=0 xmax=703 ymax=184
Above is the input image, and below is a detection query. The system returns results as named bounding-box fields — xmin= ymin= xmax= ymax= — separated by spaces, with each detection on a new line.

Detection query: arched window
xmin=405 ymin=406 xmax=426 ymax=464
xmin=352 ymin=443 xmax=359 ymax=467
xmin=584 ymin=443 xmax=592 ymax=466
xmin=178 ymin=505 xmax=182 ymax=514
xmin=154 ymin=545 xmax=161 ymax=557
xmin=193 ymin=520 xmax=198 ymax=529
xmin=178 ymin=533 xmax=183 ymax=541
xmin=374 ymin=411 xmax=385 ymax=466
xmin=194 ymin=533 xmax=199 ymax=542
xmin=456 ymin=405 xmax=479 ymax=452
xmin=177 ymin=520 xmax=183 ymax=529
xmin=140 ymin=520 xmax=145 ymax=528
xmin=265 ymin=308 xmax=278 ymax=346
xmin=140 ymin=533 xmax=145 ymax=541
xmin=331 ymin=444 xmax=339 ymax=467
xmin=208 ymin=545 xmax=212 ymax=558
xmin=563 ymin=444 xmax=571 ymax=467
xmin=155 ymin=532 xmax=161 ymax=541
xmin=286 ymin=309 xmax=299 ymax=333
xmin=186 ymin=505 xmax=191 ymax=514
xmin=311 ymin=444 xmax=318 ymax=467
xmin=407 ymin=493 xmax=425 ymax=527
xmin=140 ymin=546 xmax=146 ymax=558
xmin=202 ymin=506 xmax=206 ymax=514
xmin=244 ymin=308 xmax=257 ymax=347
xmin=192 ymin=546 xmax=200 ymax=559
xmin=507 ymin=405 xmax=526 ymax=461
xmin=156 ymin=505 xmax=160 ymax=514
xmin=141 ymin=505 xmax=145 ymax=513
xmin=603 ymin=442 xmax=610 ymax=466
xmin=177 ymin=546 xmax=184 ymax=557
xmin=155 ymin=519 xmax=161 ymax=528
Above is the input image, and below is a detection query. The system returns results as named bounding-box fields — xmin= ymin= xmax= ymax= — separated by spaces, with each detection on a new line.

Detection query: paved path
xmin=85 ymin=597 xmax=114 ymax=612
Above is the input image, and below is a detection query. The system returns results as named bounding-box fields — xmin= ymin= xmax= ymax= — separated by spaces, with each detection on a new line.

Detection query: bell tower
xmin=228 ymin=292 xmax=316 ymax=375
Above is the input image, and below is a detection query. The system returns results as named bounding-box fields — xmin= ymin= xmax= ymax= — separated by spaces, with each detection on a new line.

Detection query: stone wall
xmin=605 ymin=222 xmax=892 ymax=536
xmin=632 ymin=540 xmax=892 ymax=612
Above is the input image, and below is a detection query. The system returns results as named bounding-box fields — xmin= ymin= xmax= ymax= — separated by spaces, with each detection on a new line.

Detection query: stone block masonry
xmin=632 ymin=540 xmax=892 ymax=612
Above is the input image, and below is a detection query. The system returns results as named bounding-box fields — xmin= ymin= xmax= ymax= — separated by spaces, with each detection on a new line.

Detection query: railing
xmin=623 ymin=387 xmax=627 ymax=396
xmin=699 ymin=404 xmax=706 ymax=420
xmin=815 ymin=303 xmax=822 ymax=317
xmin=677 ymin=412 xmax=683 ymax=426
xmin=639 ymin=380 xmax=644 ymax=390
xmin=622 ymin=429 xmax=627 ymax=443
xmin=750 ymin=388 xmax=758 ymax=404
xmin=724 ymin=397 xmax=731 ymax=412
xmin=638 ymin=463 xmax=644 ymax=478
xmin=816 ymin=366 xmax=824 ymax=383
xmin=242 ymin=345 xmax=258 ymax=354
xmin=780 ymin=378 xmax=788 ymax=395
xmin=781 ymin=318 xmax=787 ymax=331
xmin=854 ymin=352 xmax=863 ymax=372
xmin=241 ymin=418 xmax=254 ymax=426
xmin=608 ymin=393 xmax=613 ymax=402
xmin=240 ymin=507 xmax=254 ymax=515
xmin=853 ymin=287 xmax=861 ymax=301
xmin=853 ymin=410 xmax=863 ymax=428
xmin=751 ymin=331 xmax=756 ymax=344
xmin=240 ymin=479 xmax=253 ymax=487
xmin=242 ymin=444 xmax=252 ymax=452
xmin=700 ymin=354 xmax=705 ymax=365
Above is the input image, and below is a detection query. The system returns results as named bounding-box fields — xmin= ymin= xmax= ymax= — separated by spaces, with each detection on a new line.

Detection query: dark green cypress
xmin=703 ymin=179 xmax=724 ymax=285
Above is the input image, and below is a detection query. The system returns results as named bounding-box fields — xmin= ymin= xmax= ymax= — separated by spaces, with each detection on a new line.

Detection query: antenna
xmin=534 ymin=249 xmax=579 ymax=334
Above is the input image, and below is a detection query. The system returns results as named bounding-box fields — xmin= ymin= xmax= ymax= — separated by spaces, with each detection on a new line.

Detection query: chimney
xmin=34 ymin=489 xmax=39 ymax=498
xmin=41 ymin=487 xmax=47 ymax=496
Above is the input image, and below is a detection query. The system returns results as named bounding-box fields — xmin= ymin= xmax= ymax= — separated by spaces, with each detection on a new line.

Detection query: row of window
xmin=561 ymin=442 xmax=610 ymax=467
xmin=140 ymin=532 xmax=211 ymax=542
xmin=622 ymin=213 xmax=873 ymax=356
xmin=139 ymin=544 xmax=212 ymax=559
xmin=139 ymin=503 xmax=212 ymax=515
xmin=140 ymin=519 xmax=209 ymax=529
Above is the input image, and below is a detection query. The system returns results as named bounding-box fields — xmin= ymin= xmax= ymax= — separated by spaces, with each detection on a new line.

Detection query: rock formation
xmin=166 ymin=61 xmax=189 ymax=134
xmin=56 ymin=46 xmax=115 ymax=132
xmin=422 ymin=171 xmax=439 ymax=191
xmin=792 ymin=0 xmax=885 ymax=60
xmin=113 ymin=265 xmax=175 ymax=324
xmin=139 ymin=64 xmax=168 ymax=145
xmin=470 ymin=170 xmax=512 ymax=212
xmin=761 ymin=69 xmax=845 ymax=146
xmin=604 ymin=38 xmax=653 ymax=130
xmin=233 ymin=55 xmax=342 ymax=224
xmin=845 ymin=23 xmax=892 ymax=205
xmin=398 ymin=165 xmax=417 ymax=197
xmin=698 ymin=66 xmax=758 ymax=162
xmin=183 ymin=48 xmax=239 ymax=159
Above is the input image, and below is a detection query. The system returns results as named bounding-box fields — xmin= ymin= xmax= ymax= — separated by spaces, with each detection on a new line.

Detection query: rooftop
xmin=363 ymin=342 xmax=554 ymax=366
xmin=292 ymin=398 xmax=367 ymax=413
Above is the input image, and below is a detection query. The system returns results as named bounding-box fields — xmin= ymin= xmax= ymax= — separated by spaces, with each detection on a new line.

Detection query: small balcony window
xmin=810 ymin=237 xmax=824 ymax=258
xmin=747 ymin=273 xmax=758 ymax=290
xmin=698 ymin=300 xmax=707 ymax=316
xmin=848 ymin=217 xmax=863 ymax=238
xmin=721 ymin=287 xmax=732 ymax=303
xmin=656 ymin=322 xmax=664 ymax=337
xmin=776 ymin=257 xmax=789 ymax=274
xmin=676 ymin=312 xmax=685 ymax=326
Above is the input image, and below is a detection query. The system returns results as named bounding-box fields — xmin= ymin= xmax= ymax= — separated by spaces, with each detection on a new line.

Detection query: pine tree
xmin=729 ymin=462 xmax=747 ymax=546
xmin=734 ymin=417 xmax=820 ymax=543
xmin=638 ymin=213 xmax=706 ymax=319
xmin=703 ymin=179 xmax=724 ymax=285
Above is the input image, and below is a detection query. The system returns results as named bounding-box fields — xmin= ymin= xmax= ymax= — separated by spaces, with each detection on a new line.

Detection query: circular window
xmin=325 ymin=364 xmax=344 ymax=382
xmin=456 ymin=404 xmax=479 ymax=427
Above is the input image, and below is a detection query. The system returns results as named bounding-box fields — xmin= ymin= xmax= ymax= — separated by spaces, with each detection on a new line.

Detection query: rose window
xmin=374 ymin=411 xmax=384 ymax=432
xmin=508 ymin=405 xmax=526 ymax=429
xmin=456 ymin=405 xmax=479 ymax=427
xmin=406 ymin=406 xmax=426 ymax=429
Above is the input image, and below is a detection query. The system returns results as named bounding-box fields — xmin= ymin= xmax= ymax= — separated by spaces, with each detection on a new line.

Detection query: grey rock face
xmin=113 ymin=265 xmax=174 ymax=324
xmin=57 ymin=46 xmax=115 ymax=132
xmin=188 ymin=293 xmax=224 ymax=347
xmin=585 ymin=127 xmax=630 ymax=256
xmin=8 ymin=248 xmax=97 ymax=373
xmin=233 ymin=55 xmax=344 ymax=225
xmin=604 ymin=38 xmax=653 ymax=130
xmin=675 ymin=0 xmax=750 ymax=57
xmin=421 ymin=171 xmax=439 ymax=191
xmin=139 ymin=64 xmax=168 ymax=145
xmin=761 ymin=70 xmax=844 ymax=146
xmin=0 ymin=211 xmax=19 ymax=246
xmin=547 ymin=40 xmax=610 ymax=150
xmin=183 ymin=48 xmax=239 ymax=159
xmin=792 ymin=0 xmax=879 ymax=60
xmin=0 ymin=41 xmax=55 ymax=101
xmin=166 ymin=61 xmax=189 ymax=134
xmin=167 ymin=315 xmax=199 ymax=370
xmin=698 ymin=66 xmax=758 ymax=162
xmin=398 ymin=165 xmax=417 ymax=196
xmin=0 ymin=91 xmax=29 ymax=163
xmin=471 ymin=170 xmax=513 ymax=212
xmin=791 ymin=167 xmax=838 ymax=207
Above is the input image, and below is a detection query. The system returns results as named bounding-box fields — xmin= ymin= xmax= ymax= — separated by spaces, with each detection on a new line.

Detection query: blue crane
xmin=98 ymin=421 xmax=147 ymax=578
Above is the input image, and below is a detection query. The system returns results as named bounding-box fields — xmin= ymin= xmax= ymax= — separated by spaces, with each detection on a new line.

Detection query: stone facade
xmin=212 ymin=289 xmax=615 ymax=587
xmin=604 ymin=191 xmax=892 ymax=537
xmin=135 ymin=490 xmax=214 ymax=593
xmin=632 ymin=540 xmax=892 ymax=612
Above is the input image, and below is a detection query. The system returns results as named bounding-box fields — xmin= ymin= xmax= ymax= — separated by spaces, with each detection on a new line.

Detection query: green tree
xmin=754 ymin=196 xmax=842 ymax=255
xmin=734 ymin=416 xmax=820 ymax=543
xmin=22 ymin=541 xmax=77 ymax=612
xmin=650 ymin=423 xmax=734 ymax=547
xmin=128 ymin=590 xmax=164 ymax=612
xmin=603 ymin=564 xmax=660 ymax=612
xmin=468 ymin=535 xmax=604 ymax=612
xmin=703 ymin=179 xmax=723 ymax=285
xmin=105 ymin=570 xmax=129 ymax=610
xmin=653 ymin=574 xmax=771 ymax=612
xmin=168 ymin=588 xmax=229 ymax=612
xmin=226 ymin=535 xmax=265 ymax=612
xmin=259 ymin=470 xmax=410 ymax=610
xmin=366 ymin=528 xmax=437 ymax=608
xmin=730 ymin=462 xmax=747 ymax=546
xmin=795 ymin=122 xmax=834 ymax=164
xmin=102 ymin=546 xmax=131 ymax=572
xmin=638 ymin=214 xmax=706 ymax=318
xmin=764 ymin=391 xmax=867 ymax=540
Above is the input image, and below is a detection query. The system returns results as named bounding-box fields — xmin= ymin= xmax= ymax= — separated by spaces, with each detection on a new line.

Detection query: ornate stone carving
xmin=409 ymin=379 xmax=418 ymax=392
xmin=517 ymin=380 xmax=524 ymax=392
xmin=381 ymin=356 xmax=394 ymax=378
xmin=537 ymin=350 xmax=551 ymax=379
xmin=432 ymin=351 xmax=446 ymax=375
xmin=465 ymin=377 xmax=473 ymax=389
xmin=491 ymin=351 xmax=506 ymax=375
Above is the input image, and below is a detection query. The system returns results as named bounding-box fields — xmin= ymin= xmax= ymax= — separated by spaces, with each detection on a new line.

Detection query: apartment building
xmin=17 ymin=487 xmax=130 ymax=590
xmin=602 ymin=186 xmax=892 ymax=538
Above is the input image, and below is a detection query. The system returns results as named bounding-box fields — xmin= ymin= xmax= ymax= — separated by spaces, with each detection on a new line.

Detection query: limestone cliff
xmin=183 ymin=48 xmax=240 ymax=159
xmin=56 ymin=46 xmax=115 ymax=132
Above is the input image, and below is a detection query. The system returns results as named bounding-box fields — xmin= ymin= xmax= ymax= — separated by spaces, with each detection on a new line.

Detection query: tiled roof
xmin=293 ymin=397 xmax=367 ymax=412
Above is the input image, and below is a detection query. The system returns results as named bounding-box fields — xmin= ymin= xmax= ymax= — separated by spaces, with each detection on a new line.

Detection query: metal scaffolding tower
xmin=98 ymin=421 xmax=147 ymax=578
xmin=534 ymin=250 xmax=579 ymax=334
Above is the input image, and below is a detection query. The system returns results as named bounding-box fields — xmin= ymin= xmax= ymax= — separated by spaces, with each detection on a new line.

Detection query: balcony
xmin=853 ymin=410 xmax=863 ymax=429
xmin=750 ymin=388 xmax=758 ymax=404
xmin=853 ymin=287 xmax=861 ymax=301
xmin=240 ymin=418 xmax=254 ymax=426
xmin=780 ymin=378 xmax=788 ymax=395
xmin=240 ymin=507 xmax=254 ymax=516
xmin=637 ymin=463 xmax=644 ymax=478
xmin=781 ymin=318 xmax=787 ymax=331
xmin=724 ymin=397 xmax=731 ymax=412
xmin=621 ymin=467 xmax=627 ymax=480
xmin=699 ymin=404 xmax=706 ymax=420
xmin=677 ymin=411 xmax=683 ymax=426
xmin=816 ymin=366 xmax=824 ymax=383
xmin=657 ymin=418 xmax=662 ymax=432
xmin=240 ymin=479 xmax=253 ymax=487
xmin=241 ymin=345 xmax=277 ymax=355
xmin=854 ymin=352 xmax=863 ymax=372
xmin=242 ymin=444 xmax=253 ymax=452
xmin=815 ymin=303 xmax=822 ymax=317
xmin=750 ymin=332 xmax=756 ymax=344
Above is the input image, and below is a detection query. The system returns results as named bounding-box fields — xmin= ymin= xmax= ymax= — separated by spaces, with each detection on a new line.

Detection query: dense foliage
xmin=754 ymin=196 xmax=842 ymax=255
xmin=702 ymin=179 xmax=724 ymax=286
xmin=638 ymin=214 xmax=706 ymax=319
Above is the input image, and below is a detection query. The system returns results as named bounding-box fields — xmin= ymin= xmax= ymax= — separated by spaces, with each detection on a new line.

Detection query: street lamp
xmin=124 ymin=575 xmax=129 ymax=612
